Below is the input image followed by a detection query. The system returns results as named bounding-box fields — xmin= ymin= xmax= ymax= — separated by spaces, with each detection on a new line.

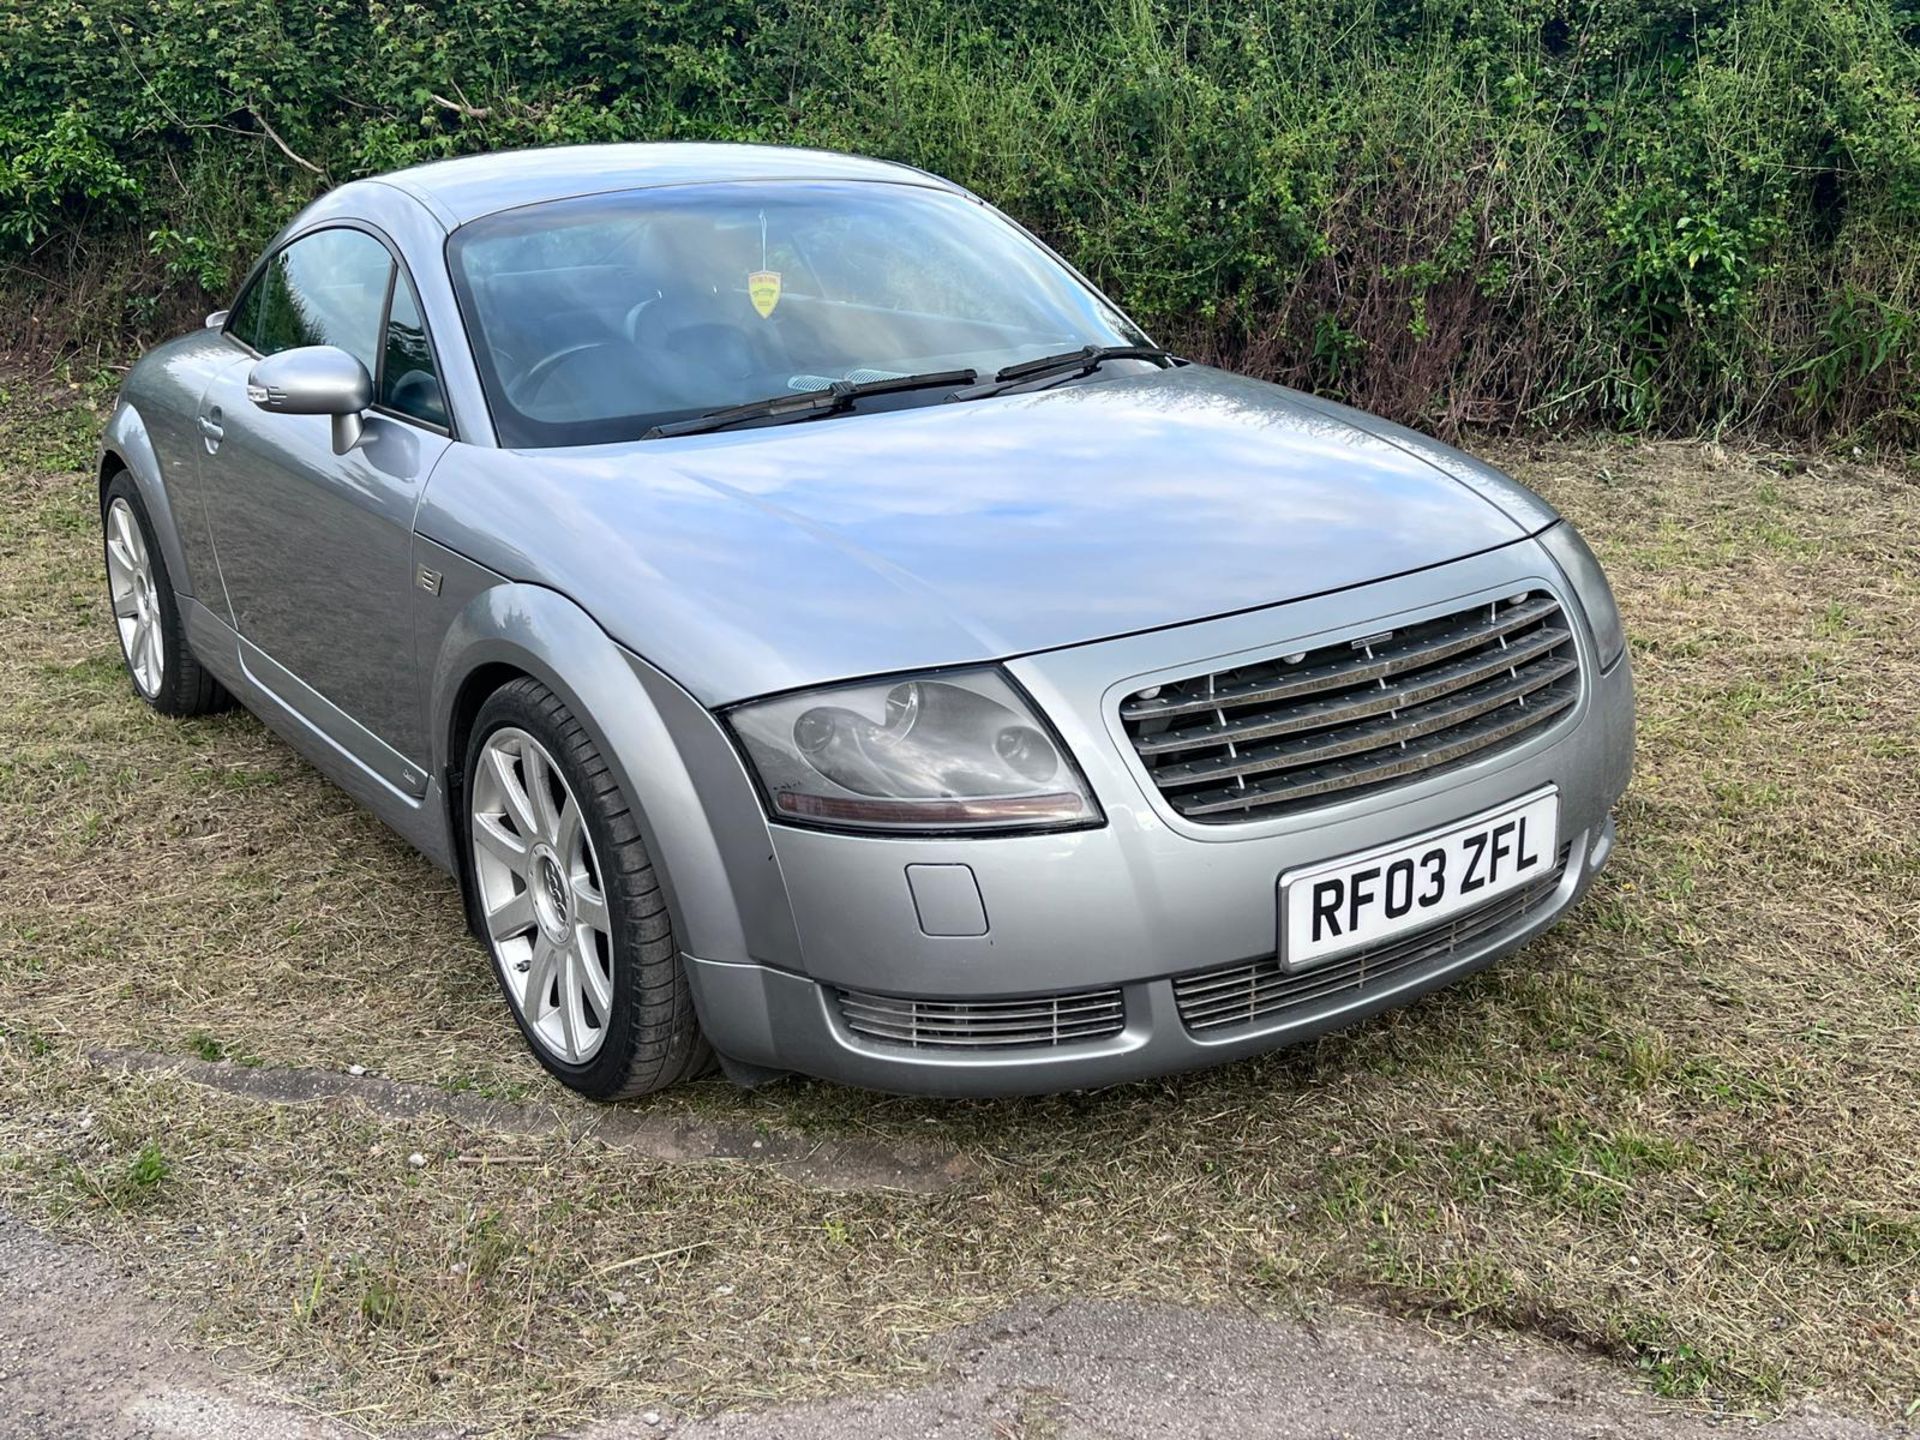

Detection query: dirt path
xmin=2 ymin=1208 xmax=1895 ymax=1440
xmin=0 ymin=1211 xmax=359 ymax=1440
xmin=84 ymin=1048 xmax=974 ymax=1195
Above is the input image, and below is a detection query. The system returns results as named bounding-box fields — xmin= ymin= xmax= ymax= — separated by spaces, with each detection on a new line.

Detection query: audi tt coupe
xmin=99 ymin=144 xmax=1633 ymax=1098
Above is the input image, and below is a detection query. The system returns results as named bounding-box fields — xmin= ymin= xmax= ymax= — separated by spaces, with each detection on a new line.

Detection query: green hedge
xmin=4 ymin=0 xmax=1918 ymax=440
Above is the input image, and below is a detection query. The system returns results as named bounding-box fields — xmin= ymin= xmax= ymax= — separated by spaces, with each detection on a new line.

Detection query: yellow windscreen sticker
xmin=748 ymin=269 xmax=782 ymax=318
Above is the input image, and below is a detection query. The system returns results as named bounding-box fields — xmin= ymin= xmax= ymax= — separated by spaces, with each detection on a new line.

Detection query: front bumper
xmin=688 ymin=814 xmax=1613 ymax=1096
xmin=679 ymin=543 xmax=1635 ymax=1095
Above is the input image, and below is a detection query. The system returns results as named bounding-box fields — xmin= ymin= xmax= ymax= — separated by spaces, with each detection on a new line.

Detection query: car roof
xmin=372 ymin=142 xmax=959 ymax=227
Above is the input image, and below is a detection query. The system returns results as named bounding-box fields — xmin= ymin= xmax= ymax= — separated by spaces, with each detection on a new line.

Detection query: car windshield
xmin=447 ymin=180 xmax=1152 ymax=447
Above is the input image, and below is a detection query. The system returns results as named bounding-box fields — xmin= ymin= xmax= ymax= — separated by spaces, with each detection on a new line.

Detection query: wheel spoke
xmin=485 ymin=886 xmax=536 ymax=941
xmin=106 ymin=535 xmax=137 ymax=582
xmin=472 ymin=812 xmax=529 ymax=869
xmin=522 ymin=744 xmax=563 ymax=843
xmin=524 ymin=934 xmax=562 ymax=1013
xmin=571 ymin=875 xmax=609 ymax=932
xmin=487 ymin=744 xmax=539 ymax=839
xmin=574 ymin=928 xmax=613 ymax=1015
xmin=556 ymin=794 xmax=583 ymax=865
xmin=557 ymin=948 xmax=585 ymax=1058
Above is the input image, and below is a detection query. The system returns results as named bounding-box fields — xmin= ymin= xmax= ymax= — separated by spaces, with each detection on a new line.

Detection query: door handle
xmin=198 ymin=411 xmax=224 ymax=454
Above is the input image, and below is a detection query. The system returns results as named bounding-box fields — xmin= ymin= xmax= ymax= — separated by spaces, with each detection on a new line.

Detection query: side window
xmin=253 ymin=228 xmax=395 ymax=375
xmin=380 ymin=271 xmax=448 ymax=430
xmin=225 ymin=273 xmax=267 ymax=349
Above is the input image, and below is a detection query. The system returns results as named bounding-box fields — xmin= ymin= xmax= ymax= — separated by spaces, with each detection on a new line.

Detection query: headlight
xmin=1540 ymin=521 xmax=1626 ymax=670
xmin=727 ymin=668 xmax=1101 ymax=833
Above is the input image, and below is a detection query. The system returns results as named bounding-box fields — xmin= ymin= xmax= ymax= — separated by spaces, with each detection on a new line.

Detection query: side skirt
xmin=178 ymin=594 xmax=457 ymax=873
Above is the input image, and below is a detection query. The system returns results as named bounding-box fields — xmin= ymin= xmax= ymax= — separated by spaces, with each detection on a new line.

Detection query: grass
xmin=1 ymin=376 xmax=1917 ymax=1432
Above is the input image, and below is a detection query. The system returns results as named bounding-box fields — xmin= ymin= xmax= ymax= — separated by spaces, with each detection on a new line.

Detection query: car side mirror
xmin=247 ymin=345 xmax=374 ymax=455
xmin=204 ymin=309 xmax=229 ymax=330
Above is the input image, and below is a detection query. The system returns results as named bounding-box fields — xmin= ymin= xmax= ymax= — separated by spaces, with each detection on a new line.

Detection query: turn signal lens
xmin=1540 ymin=521 xmax=1627 ymax=670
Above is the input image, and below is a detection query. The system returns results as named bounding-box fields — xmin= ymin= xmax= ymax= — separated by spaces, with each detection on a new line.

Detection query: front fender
xmin=1282 ymin=389 xmax=1562 ymax=535
xmin=423 ymin=562 xmax=800 ymax=973
xmin=100 ymin=400 xmax=198 ymax=600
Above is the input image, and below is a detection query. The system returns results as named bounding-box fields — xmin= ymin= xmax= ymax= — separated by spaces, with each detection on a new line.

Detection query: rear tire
xmin=465 ymin=677 xmax=712 ymax=1099
xmin=101 ymin=471 xmax=227 ymax=716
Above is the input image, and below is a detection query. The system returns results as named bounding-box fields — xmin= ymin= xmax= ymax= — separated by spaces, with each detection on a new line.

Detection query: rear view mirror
xmin=204 ymin=309 xmax=229 ymax=330
xmin=247 ymin=345 xmax=374 ymax=454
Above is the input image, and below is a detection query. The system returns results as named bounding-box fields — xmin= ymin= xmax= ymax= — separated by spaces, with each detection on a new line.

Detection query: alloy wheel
xmin=470 ymin=726 xmax=616 ymax=1064
xmin=105 ymin=496 xmax=165 ymax=698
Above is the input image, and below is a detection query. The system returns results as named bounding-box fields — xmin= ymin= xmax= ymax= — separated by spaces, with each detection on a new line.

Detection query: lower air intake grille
xmin=835 ymin=986 xmax=1125 ymax=1050
xmin=1123 ymin=592 xmax=1581 ymax=822
xmin=1174 ymin=843 xmax=1572 ymax=1034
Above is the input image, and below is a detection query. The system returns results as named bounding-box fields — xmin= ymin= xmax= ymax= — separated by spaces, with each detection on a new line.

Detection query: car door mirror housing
xmin=247 ymin=346 xmax=374 ymax=454
xmin=204 ymin=309 xmax=229 ymax=330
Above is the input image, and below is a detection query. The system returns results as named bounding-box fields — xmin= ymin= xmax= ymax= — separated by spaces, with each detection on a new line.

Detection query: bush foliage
xmin=3 ymin=0 xmax=1917 ymax=439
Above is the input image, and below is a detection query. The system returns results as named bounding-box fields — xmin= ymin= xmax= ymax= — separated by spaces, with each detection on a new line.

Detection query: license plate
xmin=1279 ymin=788 xmax=1560 ymax=970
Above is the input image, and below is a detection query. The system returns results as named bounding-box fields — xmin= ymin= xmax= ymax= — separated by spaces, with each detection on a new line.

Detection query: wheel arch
xmin=441 ymin=658 xmax=534 ymax=940
xmin=427 ymin=579 xmax=792 ymax=974
xmin=99 ymin=401 xmax=197 ymax=601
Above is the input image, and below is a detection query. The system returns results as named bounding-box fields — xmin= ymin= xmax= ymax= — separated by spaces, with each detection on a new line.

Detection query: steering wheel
xmin=509 ymin=341 xmax=620 ymax=416
xmin=626 ymin=290 xmax=762 ymax=383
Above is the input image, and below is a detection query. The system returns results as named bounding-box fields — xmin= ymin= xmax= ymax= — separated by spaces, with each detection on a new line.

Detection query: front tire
xmin=465 ymin=677 xmax=712 ymax=1099
xmin=101 ymin=472 xmax=226 ymax=716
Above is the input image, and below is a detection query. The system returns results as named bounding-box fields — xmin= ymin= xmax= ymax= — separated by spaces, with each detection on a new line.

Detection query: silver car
xmin=99 ymin=143 xmax=1633 ymax=1099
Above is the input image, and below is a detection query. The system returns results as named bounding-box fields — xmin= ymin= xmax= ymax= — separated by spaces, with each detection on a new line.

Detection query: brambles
xmin=2 ymin=1 xmax=1916 ymax=440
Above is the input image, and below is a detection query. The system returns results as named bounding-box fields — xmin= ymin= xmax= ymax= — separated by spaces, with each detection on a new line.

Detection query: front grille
xmin=1122 ymin=593 xmax=1580 ymax=823
xmin=835 ymin=986 xmax=1125 ymax=1050
xmin=1174 ymin=843 xmax=1571 ymax=1034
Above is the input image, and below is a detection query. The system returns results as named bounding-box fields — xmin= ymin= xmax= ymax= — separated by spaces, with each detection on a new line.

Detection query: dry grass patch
xmin=3 ymin=379 xmax=1918 ymax=1431
xmin=0 ymin=1050 xmax=991 ymax=1425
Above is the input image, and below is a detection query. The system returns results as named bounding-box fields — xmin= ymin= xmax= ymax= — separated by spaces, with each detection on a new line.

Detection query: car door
xmin=198 ymin=225 xmax=453 ymax=791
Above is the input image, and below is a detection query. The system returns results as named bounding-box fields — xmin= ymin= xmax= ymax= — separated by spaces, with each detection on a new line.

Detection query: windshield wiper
xmin=948 ymin=345 xmax=1177 ymax=402
xmin=644 ymin=369 xmax=978 ymax=440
